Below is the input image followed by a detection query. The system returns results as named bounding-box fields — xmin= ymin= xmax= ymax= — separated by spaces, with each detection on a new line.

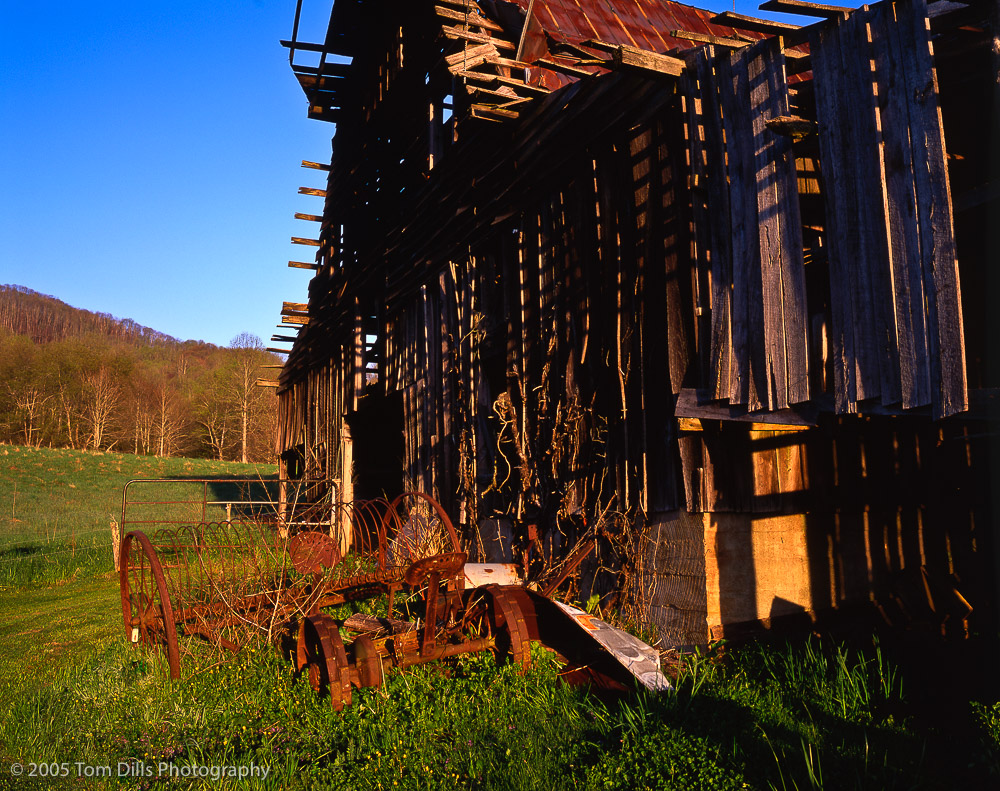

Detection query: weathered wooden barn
xmin=272 ymin=0 xmax=999 ymax=644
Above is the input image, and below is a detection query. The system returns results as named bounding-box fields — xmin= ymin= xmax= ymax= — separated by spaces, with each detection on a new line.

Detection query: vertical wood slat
xmin=681 ymin=56 xmax=714 ymax=394
xmin=839 ymin=13 xmax=891 ymax=406
xmin=753 ymin=41 xmax=810 ymax=407
xmin=687 ymin=46 xmax=734 ymax=401
xmin=896 ymin=0 xmax=966 ymax=417
xmin=720 ymin=46 xmax=766 ymax=410
xmin=871 ymin=2 xmax=930 ymax=408
xmin=811 ymin=0 xmax=966 ymax=418
xmin=840 ymin=11 xmax=903 ymax=407
xmin=811 ymin=21 xmax=857 ymax=413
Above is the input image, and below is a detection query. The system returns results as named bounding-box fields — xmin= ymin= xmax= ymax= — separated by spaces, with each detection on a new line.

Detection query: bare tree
xmin=227 ymin=333 xmax=270 ymax=464
xmin=7 ymin=385 xmax=51 ymax=446
xmin=82 ymin=366 xmax=120 ymax=449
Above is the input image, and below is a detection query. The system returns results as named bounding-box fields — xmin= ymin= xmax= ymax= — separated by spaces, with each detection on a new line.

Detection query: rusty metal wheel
xmin=462 ymin=585 xmax=530 ymax=672
xmin=353 ymin=634 xmax=383 ymax=689
xmin=120 ymin=531 xmax=181 ymax=679
xmin=296 ymin=614 xmax=352 ymax=710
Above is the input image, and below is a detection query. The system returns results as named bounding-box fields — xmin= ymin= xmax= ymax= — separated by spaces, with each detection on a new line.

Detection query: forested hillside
xmin=0 ymin=285 xmax=280 ymax=461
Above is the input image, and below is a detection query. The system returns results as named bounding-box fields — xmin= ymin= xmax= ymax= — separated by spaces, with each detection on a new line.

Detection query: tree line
xmin=0 ymin=285 xmax=280 ymax=462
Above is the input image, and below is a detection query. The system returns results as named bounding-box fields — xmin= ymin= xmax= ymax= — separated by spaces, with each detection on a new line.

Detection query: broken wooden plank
xmin=298 ymin=187 xmax=327 ymax=197
xmin=764 ymin=115 xmax=817 ymax=137
xmin=711 ymin=11 xmax=803 ymax=37
xmin=288 ymin=260 xmax=319 ymax=270
xmin=534 ymin=57 xmax=597 ymax=78
xmin=671 ymin=29 xmax=756 ymax=50
xmin=758 ymin=0 xmax=851 ymax=19
xmin=444 ymin=42 xmax=496 ymax=66
xmin=294 ymin=213 xmax=322 ymax=222
xmin=283 ymin=302 xmax=308 ymax=311
xmin=441 ymin=25 xmax=516 ymax=51
xmin=611 ymin=45 xmax=685 ymax=77
xmin=291 ymin=237 xmax=320 ymax=246
xmin=435 ymin=5 xmax=505 ymax=32
xmin=470 ymin=104 xmax=520 ymax=120
xmin=301 ymin=160 xmax=331 ymax=170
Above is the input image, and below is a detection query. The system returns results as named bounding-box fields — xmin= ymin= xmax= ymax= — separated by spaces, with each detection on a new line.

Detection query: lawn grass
xmin=0 ymin=444 xmax=276 ymax=587
xmin=0 ymin=445 xmax=998 ymax=790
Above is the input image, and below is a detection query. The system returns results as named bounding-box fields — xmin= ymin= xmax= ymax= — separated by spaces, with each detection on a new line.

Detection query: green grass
xmin=0 ymin=445 xmax=998 ymax=790
xmin=0 ymin=444 xmax=276 ymax=586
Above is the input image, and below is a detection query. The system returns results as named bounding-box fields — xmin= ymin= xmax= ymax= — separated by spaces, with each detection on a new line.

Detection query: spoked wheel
xmin=461 ymin=585 xmax=530 ymax=672
xmin=119 ymin=531 xmax=181 ymax=679
xmin=296 ymin=614 xmax=352 ymax=711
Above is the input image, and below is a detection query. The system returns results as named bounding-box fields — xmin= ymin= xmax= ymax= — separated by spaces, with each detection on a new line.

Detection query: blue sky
xmin=1 ymin=0 xmax=791 ymax=349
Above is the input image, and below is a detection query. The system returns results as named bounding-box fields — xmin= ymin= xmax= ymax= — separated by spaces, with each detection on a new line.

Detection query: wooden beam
xmin=444 ymin=42 xmax=496 ymax=66
xmin=710 ymin=11 xmax=802 ymax=36
xmin=758 ymin=0 xmax=851 ymax=19
xmin=261 ymin=364 xmax=284 ymax=369
xmin=291 ymin=237 xmax=320 ymax=246
xmin=288 ymin=260 xmax=319 ymax=270
xmin=282 ymin=301 xmax=308 ymax=311
xmin=441 ymin=25 xmax=516 ymax=51
xmin=470 ymin=104 xmax=520 ymax=120
xmin=294 ymin=213 xmax=322 ymax=222
xmin=266 ymin=348 xmax=290 ymax=355
xmin=671 ymin=29 xmax=809 ymax=60
xmin=453 ymin=69 xmax=550 ymax=95
xmin=298 ymin=187 xmax=327 ymax=197
xmin=534 ymin=57 xmax=596 ymax=78
xmin=611 ymin=45 xmax=685 ymax=76
xmin=301 ymin=160 xmax=331 ymax=170
xmin=675 ymin=388 xmax=817 ymax=427
xmin=435 ymin=5 xmax=505 ymax=32
xmin=679 ymin=416 xmax=811 ymax=432
xmin=281 ymin=309 xmax=309 ymax=318
xmin=255 ymin=379 xmax=280 ymax=388
xmin=670 ymin=29 xmax=754 ymax=49
xmin=280 ymin=316 xmax=309 ymax=325
xmin=765 ymin=115 xmax=818 ymax=137
xmin=271 ymin=335 xmax=297 ymax=343
xmin=280 ymin=40 xmax=325 ymax=52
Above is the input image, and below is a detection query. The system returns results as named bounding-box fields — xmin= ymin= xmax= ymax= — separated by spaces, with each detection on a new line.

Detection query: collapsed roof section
xmin=281 ymin=0 xmax=771 ymax=122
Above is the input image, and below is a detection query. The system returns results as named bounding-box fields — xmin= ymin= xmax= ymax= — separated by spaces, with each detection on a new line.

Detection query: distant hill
xmin=0 ymin=284 xmax=178 ymax=346
xmin=0 ymin=285 xmax=278 ymax=462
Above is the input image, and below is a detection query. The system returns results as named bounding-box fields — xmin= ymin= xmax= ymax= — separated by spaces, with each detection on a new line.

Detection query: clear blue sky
xmin=1 ymin=0 xmax=793 ymax=349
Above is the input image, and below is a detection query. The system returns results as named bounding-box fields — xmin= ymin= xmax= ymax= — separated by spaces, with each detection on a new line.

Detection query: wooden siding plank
xmin=896 ymin=0 xmax=966 ymax=417
xmin=810 ymin=20 xmax=858 ymax=413
xmin=870 ymin=2 xmax=929 ymax=408
xmin=721 ymin=45 xmax=769 ymax=410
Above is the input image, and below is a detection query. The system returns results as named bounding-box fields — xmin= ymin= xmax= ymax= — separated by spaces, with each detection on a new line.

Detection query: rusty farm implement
xmin=118 ymin=478 xmax=669 ymax=706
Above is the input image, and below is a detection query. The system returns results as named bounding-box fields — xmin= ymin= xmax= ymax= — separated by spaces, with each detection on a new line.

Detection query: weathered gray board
xmin=809 ymin=0 xmax=967 ymax=419
xmin=682 ymin=38 xmax=810 ymax=413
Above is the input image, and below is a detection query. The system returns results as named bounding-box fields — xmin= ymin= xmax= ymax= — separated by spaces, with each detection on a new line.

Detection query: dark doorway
xmin=346 ymin=387 xmax=405 ymax=502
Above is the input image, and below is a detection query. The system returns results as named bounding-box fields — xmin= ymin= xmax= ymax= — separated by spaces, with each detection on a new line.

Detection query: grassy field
xmin=0 ymin=444 xmax=998 ymax=790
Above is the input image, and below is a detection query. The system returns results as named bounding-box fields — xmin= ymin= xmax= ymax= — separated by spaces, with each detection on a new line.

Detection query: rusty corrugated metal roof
xmin=507 ymin=0 xmax=762 ymax=53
